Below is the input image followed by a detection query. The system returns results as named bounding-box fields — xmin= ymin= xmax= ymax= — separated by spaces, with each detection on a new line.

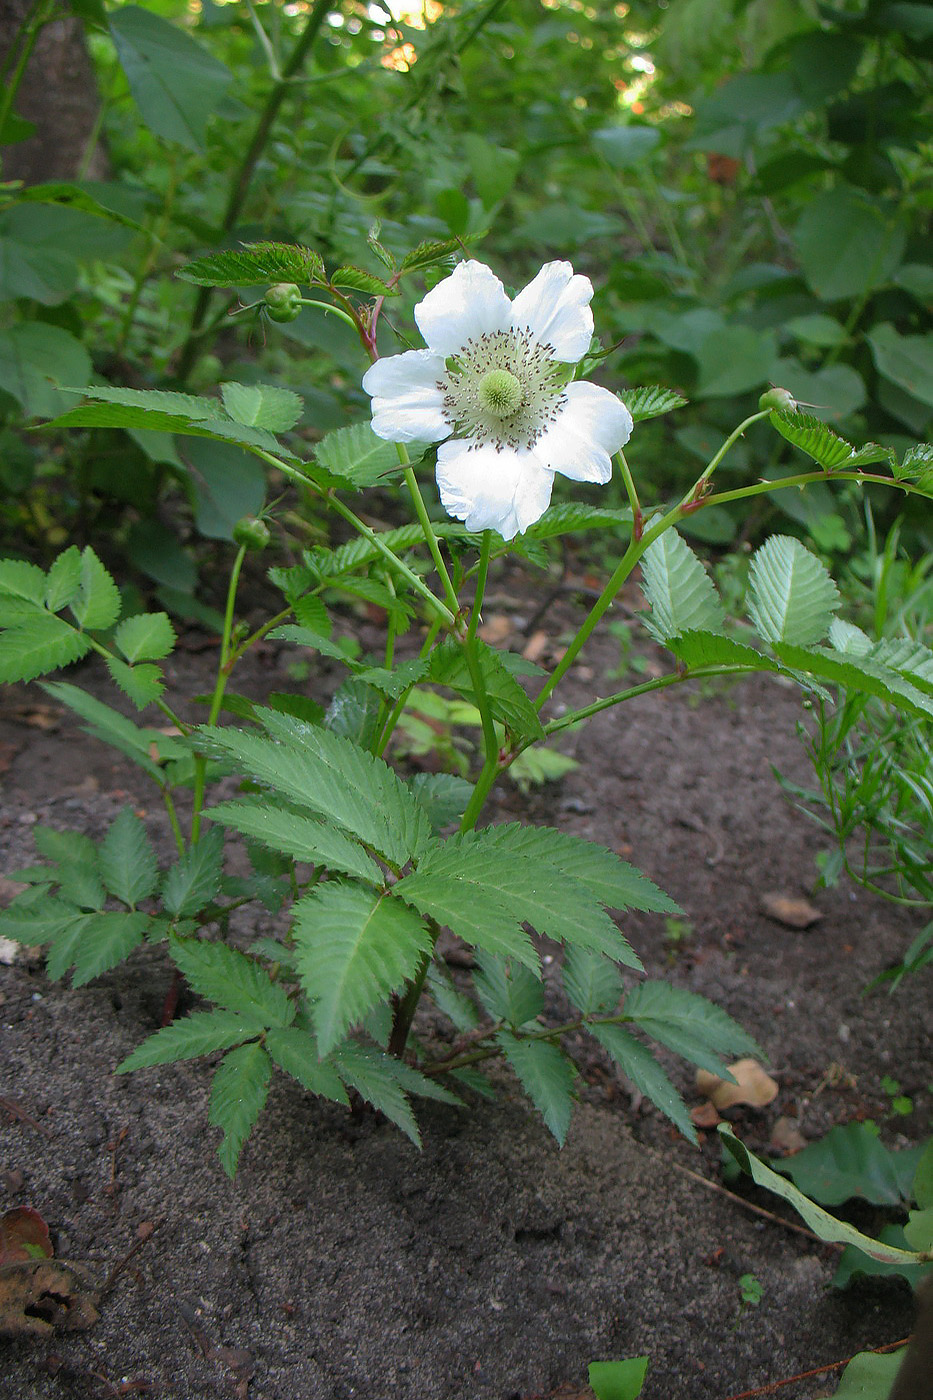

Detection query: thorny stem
xmin=190 ymin=543 xmax=248 ymax=842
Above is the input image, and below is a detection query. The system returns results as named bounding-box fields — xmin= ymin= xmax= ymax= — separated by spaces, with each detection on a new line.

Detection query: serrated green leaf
xmin=0 ymin=558 xmax=46 ymax=605
xmin=429 ymin=639 xmax=544 ymax=744
xmin=47 ymin=398 xmax=289 ymax=458
xmin=769 ymin=410 xmax=891 ymax=471
xmin=105 ymin=656 xmax=165 ymax=709
xmin=33 ymin=825 xmax=96 ymax=866
xmin=640 ymin=530 xmax=725 ymax=641
xmin=293 ymin=883 xmax=431 ymax=1057
xmin=267 ymin=624 xmax=359 ymax=665
xmin=330 ymin=265 xmax=397 ymax=297
xmin=52 ymin=863 xmax=106 ymax=911
xmin=408 ymin=773 xmax=473 ymax=831
xmin=426 ymin=964 xmax=480 ymax=1032
xmin=474 ymin=955 xmax=544 ymax=1026
xmin=0 ymin=614 xmax=91 ymax=683
xmin=894 ymin=442 xmax=933 ymax=489
xmin=46 ymin=917 xmax=92 ymax=981
xmin=562 ymin=947 xmax=623 ymax=1015
xmin=389 ymin=1057 xmax=463 ymax=1107
xmin=199 ymin=711 xmax=432 ymax=866
xmin=209 ymin=1042 xmax=273 ymax=1177
xmin=69 ymin=547 xmax=121 ymax=631
xmin=620 ymin=385 xmax=688 ymax=421
xmin=497 ymin=1031 xmax=576 ymax=1144
xmin=748 ymin=535 xmax=839 ymax=646
xmin=591 ymin=1023 xmax=696 ymax=1142
xmin=399 ymin=238 xmax=461 ymax=273
xmin=98 ymin=807 xmax=159 ymax=907
xmin=828 ymin=619 xmax=873 ymax=656
xmin=394 ymin=857 xmax=538 ymax=971
xmin=623 ymin=981 xmax=762 ymax=1075
xmin=870 ymin=638 xmax=933 ymax=696
xmin=720 ymin=1128 xmax=926 ymax=1265
xmin=0 ymin=894 xmax=85 ymax=945
xmin=44 ymin=547 xmax=82 ymax=612
xmin=315 ymin=422 xmax=408 ymax=487
xmin=527 ymin=503 xmax=633 ymax=541
xmin=220 ymin=382 xmax=303 ymax=432
xmin=114 ymin=612 xmax=176 ymax=663
xmin=68 ymin=384 xmax=225 ymax=420
xmin=169 ymin=934 xmax=294 ymax=1027
xmin=668 ymin=629 xmax=778 ymax=674
xmin=207 ymin=799 xmax=383 ymax=886
xmin=69 ymin=911 xmax=150 ymax=985
xmin=162 ymin=828 xmax=225 ymax=917
xmin=117 ymin=1009 xmax=265 ymax=1072
xmin=263 ymin=1027 xmax=349 ymax=1105
xmin=774 ymin=644 xmax=933 ymax=721
xmin=330 ymin=1041 xmax=421 ymax=1145
xmin=177 ymin=242 xmax=325 ymax=288
xmin=41 ymin=681 xmax=175 ymax=783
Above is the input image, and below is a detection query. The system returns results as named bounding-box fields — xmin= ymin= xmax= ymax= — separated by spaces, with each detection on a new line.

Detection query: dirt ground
xmin=1 ymin=566 xmax=930 ymax=1400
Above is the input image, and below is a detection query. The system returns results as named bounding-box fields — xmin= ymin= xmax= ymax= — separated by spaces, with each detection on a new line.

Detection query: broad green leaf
xmin=33 ymin=825 xmax=97 ymax=867
xmin=828 ymin=619 xmax=872 ymax=657
xmin=720 ymin=1128 xmax=927 ymax=1265
xmin=200 ymin=712 xmax=431 ymax=867
xmin=591 ymin=1023 xmax=696 ymax=1142
xmin=105 ymin=657 xmax=165 ymax=710
xmin=623 ymin=981 xmax=762 ymax=1076
xmin=114 ymin=612 xmax=176 ymax=663
xmin=331 ymin=1041 xmax=421 ymax=1145
xmin=893 ymin=443 xmax=933 ymax=492
xmin=0 ymin=614 xmax=91 ymax=683
xmin=47 ymin=401 xmax=288 ymax=458
xmin=640 ymin=530 xmax=724 ymax=641
xmin=315 ymin=423 xmax=408 ymax=487
xmin=769 ymin=411 xmax=893 ymax=471
xmin=46 ymin=917 xmax=92 ymax=981
xmin=0 ymin=323 xmax=91 ymax=417
xmin=429 ymin=639 xmax=544 ymax=744
xmin=667 ymin=630 xmax=778 ymax=675
xmin=769 ymin=1122 xmax=925 ymax=1208
xmin=867 ymin=323 xmax=933 ymax=409
xmin=904 ymin=1207 xmax=933 ymax=1252
xmin=162 ymin=828 xmax=225 ymax=917
xmin=794 ymin=187 xmax=906 ymax=301
xmin=0 ymin=558 xmax=46 ymax=605
xmin=293 ymin=883 xmax=431 ymax=1057
xmin=206 ymin=800 xmax=383 ymax=886
xmin=330 ymin=266 xmax=397 ymax=297
xmin=67 ymin=384 xmax=225 ymax=420
xmin=169 ymin=934 xmax=294 ymax=1028
xmin=69 ymin=911 xmax=150 ymax=986
xmin=69 ymin=547 xmax=121 ymax=631
xmin=497 ymin=1032 xmax=576 ymax=1145
xmin=408 ymin=773 xmax=473 ymax=831
xmin=694 ymin=326 xmax=776 ymax=398
xmin=831 ymin=1350 xmax=904 ymax=1400
xmin=263 ymin=1027 xmax=349 ymax=1105
xmin=393 ymin=859 xmax=537 ymax=970
xmin=41 ymin=681 xmax=177 ymax=783
xmin=6 ymin=181 xmax=145 ymax=231
xmin=209 ymin=1042 xmax=272 ymax=1177
xmin=0 ymin=894 xmax=85 ymax=945
xmin=618 ymin=385 xmax=687 ymax=421
xmin=177 ymin=242 xmax=325 ymax=288
xmin=562 ymin=947 xmax=623 ymax=1015
xmin=769 ymin=360 xmax=867 ymax=425
xmin=44 ymin=547 xmax=83 ymax=613
xmin=833 ymin=1222 xmax=932 ymax=1290
xmin=474 ymin=955 xmax=544 ymax=1027
xmin=748 ymin=535 xmax=839 ymax=646
xmin=471 ymin=823 xmax=677 ymax=917
xmin=773 ymin=644 xmax=933 ymax=722
xmin=593 ymin=124 xmax=660 ymax=168
xmin=220 ymin=382 xmax=303 ymax=432
xmin=51 ymin=861 xmax=106 ymax=912
xmin=526 ymin=503 xmax=633 ymax=540
xmin=118 ymin=1009 xmax=265 ymax=1072
xmin=588 ymin=1357 xmax=650 ymax=1400
xmin=183 ymin=437 xmax=268 ymax=541
xmin=109 ymin=5 xmax=233 ymax=151
xmin=98 ymin=808 xmax=159 ymax=907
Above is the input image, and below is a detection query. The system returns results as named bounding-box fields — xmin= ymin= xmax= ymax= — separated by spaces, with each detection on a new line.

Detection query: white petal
xmin=435 ymin=439 xmax=554 ymax=541
xmin=414 ymin=261 xmax=512 ymax=356
xmin=532 ymin=382 xmax=633 ymax=483
xmin=362 ymin=349 xmax=451 ymax=443
xmin=510 ymin=261 xmax=595 ymax=363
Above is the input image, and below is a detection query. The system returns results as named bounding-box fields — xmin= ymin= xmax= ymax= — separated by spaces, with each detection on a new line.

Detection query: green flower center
xmin=477 ymin=368 xmax=523 ymax=418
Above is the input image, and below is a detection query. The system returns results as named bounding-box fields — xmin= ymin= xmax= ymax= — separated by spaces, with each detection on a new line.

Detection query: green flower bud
xmin=232 ymin=516 xmax=271 ymax=551
xmin=759 ymin=386 xmax=797 ymax=413
xmin=264 ymin=283 xmax=302 ymax=323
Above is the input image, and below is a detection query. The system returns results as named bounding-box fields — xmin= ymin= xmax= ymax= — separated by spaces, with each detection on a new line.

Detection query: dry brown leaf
xmin=759 ymin=892 xmax=823 ymax=929
xmin=521 ymin=629 xmax=550 ymax=664
xmin=769 ymin=1116 xmax=807 ymax=1155
xmin=0 ymin=1260 xmax=99 ymax=1336
xmin=690 ymin=1100 xmax=722 ymax=1129
xmin=696 ymin=1058 xmax=779 ymax=1110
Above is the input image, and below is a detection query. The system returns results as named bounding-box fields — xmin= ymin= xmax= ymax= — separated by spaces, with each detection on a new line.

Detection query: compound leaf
xmin=623 ymin=981 xmax=762 ymax=1076
xmin=591 ymin=1023 xmax=696 ymax=1142
xmin=162 ymin=828 xmax=225 ymax=917
xmin=169 ymin=934 xmax=294 ymax=1028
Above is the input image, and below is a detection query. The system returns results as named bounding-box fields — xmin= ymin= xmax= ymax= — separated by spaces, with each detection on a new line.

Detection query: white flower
xmin=362 ymin=260 xmax=633 ymax=540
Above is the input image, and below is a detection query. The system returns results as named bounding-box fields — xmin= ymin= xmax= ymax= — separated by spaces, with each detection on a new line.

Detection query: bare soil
xmin=1 ymin=568 xmax=930 ymax=1400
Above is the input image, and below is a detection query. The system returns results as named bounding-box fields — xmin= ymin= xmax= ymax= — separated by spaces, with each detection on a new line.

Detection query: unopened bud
xmin=759 ymin=386 xmax=797 ymax=413
xmin=232 ymin=516 xmax=271 ymax=551
xmin=264 ymin=283 xmax=302 ymax=323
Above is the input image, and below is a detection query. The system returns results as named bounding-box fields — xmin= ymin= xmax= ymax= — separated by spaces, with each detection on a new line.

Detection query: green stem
xmin=465 ymin=530 xmax=491 ymax=646
xmin=0 ymin=0 xmax=54 ymax=139
xmin=539 ymin=665 xmax=765 ymax=742
xmin=374 ymin=613 xmax=444 ymax=757
xmin=190 ymin=544 xmax=247 ymax=841
xmin=616 ymin=448 xmax=642 ymax=535
xmin=398 ymin=446 xmax=460 ymax=620
xmin=680 ymin=409 xmax=771 ymax=506
xmin=175 ymin=0 xmax=331 ymax=381
xmin=296 ymin=297 xmax=361 ymax=333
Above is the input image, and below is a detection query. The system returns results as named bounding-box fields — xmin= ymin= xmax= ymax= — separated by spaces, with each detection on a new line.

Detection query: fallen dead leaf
xmin=0 ymin=1259 xmax=100 ymax=1336
xmin=769 ymin=1116 xmax=807 ymax=1155
xmin=759 ymin=891 xmax=823 ymax=929
xmin=0 ymin=1206 xmax=53 ymax=1265
xmin=521 ymin=629 xmax=550 ymax=665
xmin=696 ymin=1058 xmax=779 ymax=1110
xmin=690 ymin=1100 xmax=722 ymax=1129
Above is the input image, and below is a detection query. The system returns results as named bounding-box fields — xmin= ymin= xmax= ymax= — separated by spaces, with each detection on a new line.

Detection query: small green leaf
xmin=0 ymin=894 xmax=86 ymax=946
xmin=69 ymin=911 xmax=150 ymax=985
xmin=497 ymin=1031 xmax=576 ymax=1144
xmin=114 ymin=612 xmax=176 ymax=663
xmin=0 ymin=614 xmax=92 ymax=683
xmin=44 ymin=547 xmax=83 ymax=613
xmin=177 ymin=242 xmax=325 ymax=288
xmin=209 ymin=1042 xmax=273 ymax=1177
xmin=162 ymin=828 xmax=225 ymax=917
xmin=315 ymin=423 xmax=409 ymax=487
xmin=0 ymin=558 xmax=47 ymax=606
xmin=330 ymin=265 xmax=397 ymax=297
xmin=69 ymin=547 xmax=121 ymax=631
xmin=748 ymin=535 xmax=839 ymax=646
xmin=98 ymin=807 xmax=159 ymax=907
xmin=169 ymin=934 xmax=294 ymax=1028
xmin=620 ymin=385 xmax=687 ymax=421
xmin=118 ymin=1009 xmax=265 ymax=1071
xmin=207 ymin=799 xmax=383 ymax=886
xmin=398 ymin=238 xmax=462 ymax=273
xmin=591 ymin=1023 xmax=696 ymax=1142
xmin=264 ymin=1027 xmax=349 ymax=1105
xmin=562 ymin=947 xmax=622 ymax=1015
xmin=623 ymin=981 xmax=762 ymax=1076
xmin=474 ymin=955 xmax=544 ymax=1027
xmin=330 ymin=1041 xmax=420 ymax=1145
xmin=105 ymin=656 xmax=165 ymax=709
xmin=220 ymin=381 xmax=303 ymax=432
xmin=640 ymin=530 xmax=725 ymax=641
xmin=588 ymin=1357 xmax=650 ymax=1400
